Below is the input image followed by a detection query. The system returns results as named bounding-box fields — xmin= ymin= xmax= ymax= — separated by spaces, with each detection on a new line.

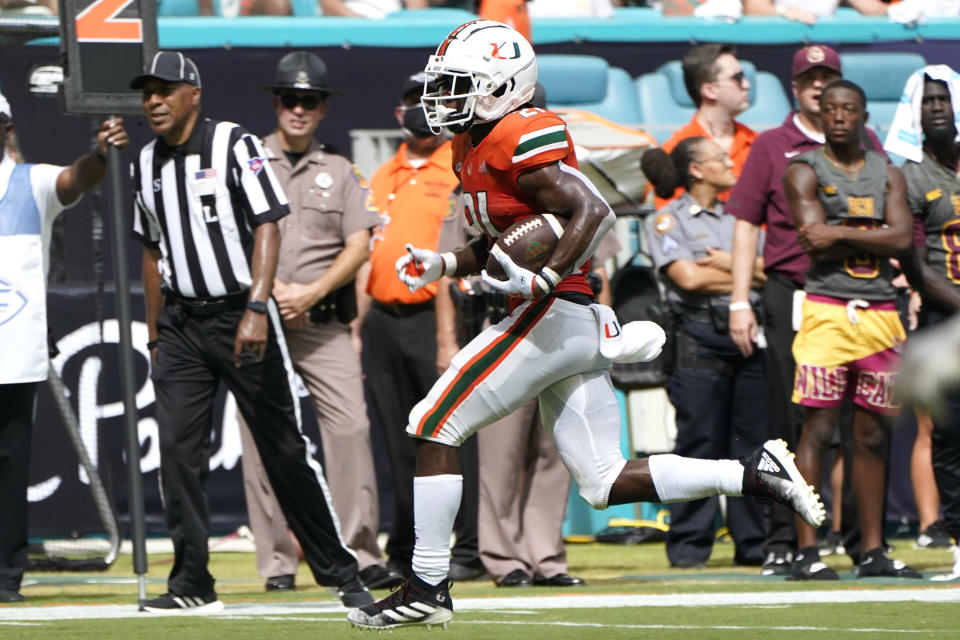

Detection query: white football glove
xmin=396 ymin=243 xmax=450 ymax=292
xmin=481 ymin=245 xmax=558 ymax=299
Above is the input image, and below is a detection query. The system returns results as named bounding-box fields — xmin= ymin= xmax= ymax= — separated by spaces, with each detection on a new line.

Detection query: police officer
xmin=236 ymin=50 xmax=401 ymax=592
xmin=130 ymin=51 xmax=372 ymax=611
xmin=643 ymin=136 xmax=769 ymax=568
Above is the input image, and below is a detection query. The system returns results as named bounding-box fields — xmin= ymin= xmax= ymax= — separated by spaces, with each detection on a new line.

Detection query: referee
xmin=130 ymin=51 xmax=371 ymax=612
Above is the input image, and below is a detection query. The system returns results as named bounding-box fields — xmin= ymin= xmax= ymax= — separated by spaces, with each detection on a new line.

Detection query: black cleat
xmin=347 ymin=573 xmax=453 ymax=630
xmin=788 ymin=547 xmax=838 ymax=581
xmin=857 ymin=548 xmax=923 ymax=579
xmin=761 ymin=551 xmax=792 ymax=576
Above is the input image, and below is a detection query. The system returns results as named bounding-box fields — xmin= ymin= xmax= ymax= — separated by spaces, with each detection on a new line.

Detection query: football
xmin=485 ymin=214 xmax=568 ymax=281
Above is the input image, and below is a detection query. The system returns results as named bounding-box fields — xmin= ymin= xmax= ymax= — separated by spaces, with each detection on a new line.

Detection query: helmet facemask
xmin=421 ymin=65 xmax=482 ymax=134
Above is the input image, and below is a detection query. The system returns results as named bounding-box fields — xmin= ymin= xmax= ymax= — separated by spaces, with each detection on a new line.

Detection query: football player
xmin=347 ymin=20 xmax=826 ymax=631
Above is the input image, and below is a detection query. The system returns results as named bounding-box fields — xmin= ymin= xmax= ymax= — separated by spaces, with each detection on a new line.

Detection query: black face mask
xmin=402 ymin=104 xmax=438 ymax=139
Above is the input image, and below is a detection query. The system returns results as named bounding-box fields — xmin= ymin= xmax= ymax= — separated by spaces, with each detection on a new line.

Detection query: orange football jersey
xmin=452 ymin=108 xmax=592 ymax=296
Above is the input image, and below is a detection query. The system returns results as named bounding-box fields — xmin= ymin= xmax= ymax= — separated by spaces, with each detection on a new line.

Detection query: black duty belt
xmin=766 ymin=271 xmax=804 ymax=290
xmin=165 ymin=290 xmax=248 ymax=316
xmin=373 ymin=299 xmax=435 ymax=318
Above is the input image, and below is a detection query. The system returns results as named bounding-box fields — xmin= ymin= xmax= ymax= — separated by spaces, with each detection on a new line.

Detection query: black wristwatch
xmin=246 ymin=300 xmax=268 ymax=314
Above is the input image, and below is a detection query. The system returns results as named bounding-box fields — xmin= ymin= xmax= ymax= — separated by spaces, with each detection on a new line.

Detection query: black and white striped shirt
xmin=132 ymin=117 xmax=289 ymax=298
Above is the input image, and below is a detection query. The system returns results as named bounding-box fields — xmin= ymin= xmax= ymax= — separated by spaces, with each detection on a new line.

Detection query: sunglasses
xmin=719 ymin=71 xmax=748 ymax=87
xmin=279 ymin=93 xmax=323 ymax=111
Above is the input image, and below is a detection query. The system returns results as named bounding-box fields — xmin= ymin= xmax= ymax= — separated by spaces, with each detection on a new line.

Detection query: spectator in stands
xmin=203 ymin=0 xmax=431 ymax=16
xmin=479 ymin=0 xmax=532 ymax=41
xmin=727 ymin=45 xmax=882 ymax=576
xmin=643 ymin=137 xmax=769 ymax=569
xmin=526 ymin=0 xmax=621 ymax=18
xmin=319 ymin=0 xmax=427 ymax=16
xmin=656 ymin=44 xmax=756 ymax=210
xmin=0 ymin=0 xmax=57 ymax=14
xmin=781 ymin=79 xmax=921 ymax=580
xmin=358 ymin=72 xmax=485 ymax=582
xmin=743 ymin=0 xmax=890 ymax=24
xmin=0 ymin=96 xmax=128 ymax=604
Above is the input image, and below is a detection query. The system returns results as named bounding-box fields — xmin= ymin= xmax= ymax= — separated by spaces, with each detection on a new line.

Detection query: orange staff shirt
xmin=654 ymin=115 xmax=758 ymax=211
xmin=367 ymin=140 xmax=464 ymax=306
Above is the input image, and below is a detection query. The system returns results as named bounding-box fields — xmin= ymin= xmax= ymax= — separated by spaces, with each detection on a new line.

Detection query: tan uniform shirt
xmin=263 ymin=133 xmax=381 ymax=285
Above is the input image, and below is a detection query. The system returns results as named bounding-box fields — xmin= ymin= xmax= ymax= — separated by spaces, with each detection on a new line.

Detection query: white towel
xmin=883 ymin=64 xmax=960 ymax=163
xmin=693 ymin=0 xmax=743 ymax=21
xmin=888 ymin=0 xmax=960 ymax=25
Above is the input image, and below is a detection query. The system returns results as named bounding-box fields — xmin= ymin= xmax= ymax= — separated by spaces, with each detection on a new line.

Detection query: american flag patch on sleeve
xmin=195 ymin=168 xmax=218 ymax=180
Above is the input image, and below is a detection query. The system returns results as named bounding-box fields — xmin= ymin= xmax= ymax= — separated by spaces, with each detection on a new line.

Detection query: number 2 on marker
xmin=76 ymin=0 xmax=142 ymax=42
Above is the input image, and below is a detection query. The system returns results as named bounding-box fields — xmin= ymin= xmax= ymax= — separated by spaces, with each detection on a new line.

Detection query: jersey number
xmin=842 ymin=219 xmax=880 ymax=279
xmin=941 ymin=218 xmax=960 ymax=283
xmin=77 ymin=0 xmax=142 ymax=42
xmin=464 ymin=190 xmax=499 ymax=237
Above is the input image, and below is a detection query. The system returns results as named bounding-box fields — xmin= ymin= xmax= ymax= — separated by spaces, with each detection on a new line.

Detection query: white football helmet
xmin=421 ymin=20 xmax=537 ymax=133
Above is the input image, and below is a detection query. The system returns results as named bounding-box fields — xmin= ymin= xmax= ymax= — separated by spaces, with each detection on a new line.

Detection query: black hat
xmin=399 ymin=71 xmax=438 ymax=102
xmin=130 ymin=51 xmax=201 ymax=90
xmin=261 ymin=51 xmax=345 ymax=96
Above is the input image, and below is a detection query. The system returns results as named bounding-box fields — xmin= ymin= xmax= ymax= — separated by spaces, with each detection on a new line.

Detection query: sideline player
xmin=782 ymin=80 xmax=920 ymax=580
xmin=346 ymin=20 xmax=825 ymax=630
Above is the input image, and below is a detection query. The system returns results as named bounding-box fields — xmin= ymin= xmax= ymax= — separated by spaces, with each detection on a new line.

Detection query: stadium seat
xmin=537 ymin=54 xmax=643 ymax=126
xmin=635 ymin=59 xmax=791 ymax=143
xmin=291 ymin=0 xmax=320 ymax=15
xmin=839 ymin=52 xmax=927 ymax=141
xmin=158 ymin=0 xmax=202 ymax=16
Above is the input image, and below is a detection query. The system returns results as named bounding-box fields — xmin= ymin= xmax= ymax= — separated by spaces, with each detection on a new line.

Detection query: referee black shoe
xmin=338 ymin=576 xmax=374 ymax=608
xmin=358 ymin=564 xmax=404 ymax=590
xmin=741 ymin=439 xmax=826 ymax=529
xmin=347 ymin=574 xmax=453 ymax=630
xmin=143 ymin=590 xmax=224 ymax=613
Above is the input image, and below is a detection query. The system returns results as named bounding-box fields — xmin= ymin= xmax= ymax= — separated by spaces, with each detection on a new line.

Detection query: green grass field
xmin=2 ymin=539 xmax=959 ymax=639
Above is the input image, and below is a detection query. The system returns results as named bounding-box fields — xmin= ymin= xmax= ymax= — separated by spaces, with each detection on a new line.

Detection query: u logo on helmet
xmin=490 ymin=41 xmax=521 ymax=61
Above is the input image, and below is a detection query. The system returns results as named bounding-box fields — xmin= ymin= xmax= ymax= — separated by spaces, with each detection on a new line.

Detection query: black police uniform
xmin=648 ymin=193 xmax=769 ymax=567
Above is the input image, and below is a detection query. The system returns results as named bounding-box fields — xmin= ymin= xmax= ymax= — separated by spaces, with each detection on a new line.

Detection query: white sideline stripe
xmin=2 ymin=589 xmax=960 ymax=621
xmin=231 ymin=616 xmax=956 ymax=634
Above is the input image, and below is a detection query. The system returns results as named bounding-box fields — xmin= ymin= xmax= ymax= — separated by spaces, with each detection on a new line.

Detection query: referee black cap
xmin=261 ymin=51 xmax=345 ymax=96
xmin=131 ymin=51 xmax=202 ymax=90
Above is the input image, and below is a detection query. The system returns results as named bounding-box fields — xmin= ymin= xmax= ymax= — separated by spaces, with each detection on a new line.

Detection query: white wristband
xmin=440 ymin=252 xmax=457 ymax=277
xmin=728 ymin=301 xmax=752 ymax=312
xmin=539 ymin=266 xmax=562 ymax=289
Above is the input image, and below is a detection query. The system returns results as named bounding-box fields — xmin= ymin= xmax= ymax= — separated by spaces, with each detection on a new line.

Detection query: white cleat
xmin=741 ymin=439 xmax=826 ymax=529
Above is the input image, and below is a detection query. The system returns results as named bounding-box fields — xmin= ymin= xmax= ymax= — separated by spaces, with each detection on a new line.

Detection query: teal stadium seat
xmin=537 ymin=54 xmax=643 ymax=126
xmin=837 ymin=52 xmax=927 ymax=142
xmin=635 ymin=60 xmax=791 ymax=143
xmin=158 ymin=0 xmax=202 ymax=15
